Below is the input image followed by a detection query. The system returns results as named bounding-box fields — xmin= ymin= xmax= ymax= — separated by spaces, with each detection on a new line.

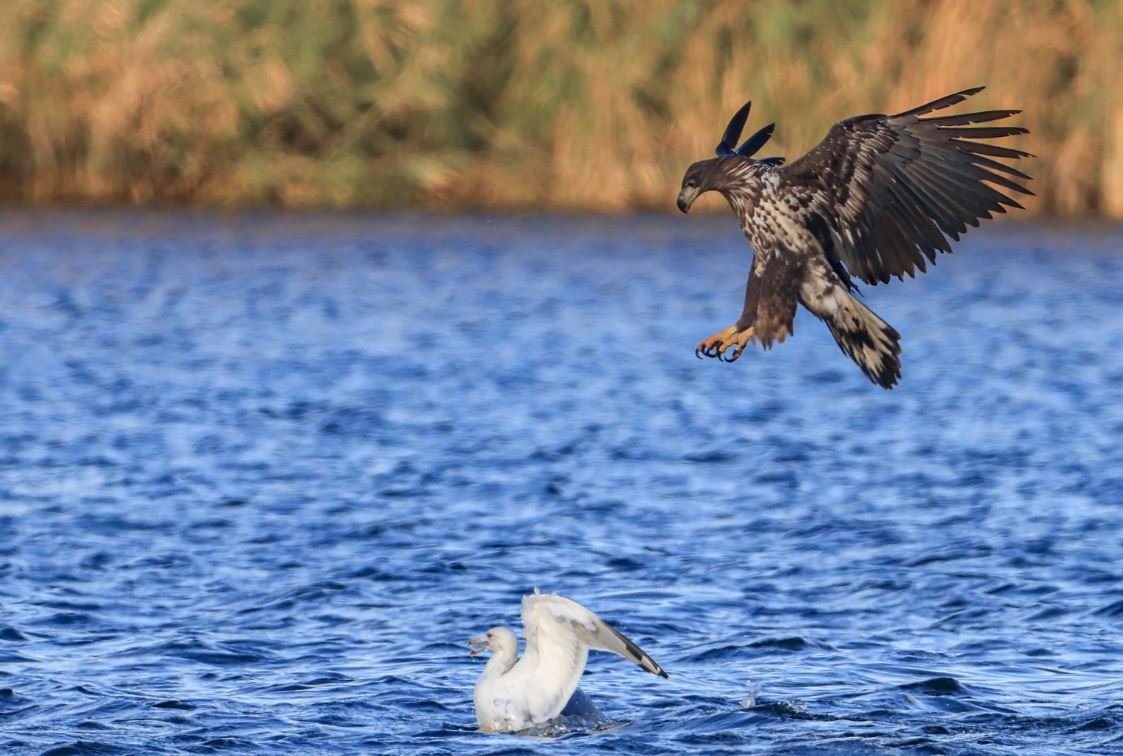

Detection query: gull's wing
xmin=522 ymin=593 xmax=668 ymax=678
xmin=779 ymin=86 xmax=1033 ymax=285
xmin=504 ymin=593 xmax=591 ymax=725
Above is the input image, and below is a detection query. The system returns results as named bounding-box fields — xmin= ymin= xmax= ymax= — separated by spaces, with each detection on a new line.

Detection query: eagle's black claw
xmin=697 ymin=339 xmax=733 ymax=360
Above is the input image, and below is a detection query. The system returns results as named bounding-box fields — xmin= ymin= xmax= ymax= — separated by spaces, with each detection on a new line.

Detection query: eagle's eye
xmin=685 ymin=180 xmax=698 ymax=189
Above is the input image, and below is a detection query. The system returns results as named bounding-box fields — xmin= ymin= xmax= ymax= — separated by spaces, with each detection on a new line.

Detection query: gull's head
xmin=468 ymin=626 xmax=517 ymax=661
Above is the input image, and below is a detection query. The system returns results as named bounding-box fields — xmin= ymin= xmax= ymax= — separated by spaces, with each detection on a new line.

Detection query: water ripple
xmin=0 ymin=212 xmax=1121 ymax=753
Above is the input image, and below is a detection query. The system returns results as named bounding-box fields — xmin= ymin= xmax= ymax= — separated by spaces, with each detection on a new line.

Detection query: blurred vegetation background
xmin=0 ymin=0 xmax=1120 ymax=215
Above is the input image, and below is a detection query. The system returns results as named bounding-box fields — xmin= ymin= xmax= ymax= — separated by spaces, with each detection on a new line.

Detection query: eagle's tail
xmin=824 ymin=294 xmax=901 ymax=389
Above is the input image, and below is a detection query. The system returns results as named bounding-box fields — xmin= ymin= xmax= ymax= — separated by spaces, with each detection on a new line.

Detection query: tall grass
xmin=1 ymin=0 xmax=1120 ymax=215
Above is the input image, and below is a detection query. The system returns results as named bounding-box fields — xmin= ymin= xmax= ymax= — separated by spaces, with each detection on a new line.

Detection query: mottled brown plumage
xmin=677 ymin=87 xmax=1032 ymax=388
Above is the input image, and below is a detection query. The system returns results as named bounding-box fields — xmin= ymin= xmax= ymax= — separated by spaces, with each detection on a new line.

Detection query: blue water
xmin=1 ymin=211 xmax=1121 ymax=754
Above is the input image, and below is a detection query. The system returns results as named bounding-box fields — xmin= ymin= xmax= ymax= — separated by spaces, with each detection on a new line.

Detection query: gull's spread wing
xmin=522 ymin=593 xmax=668 ymax=679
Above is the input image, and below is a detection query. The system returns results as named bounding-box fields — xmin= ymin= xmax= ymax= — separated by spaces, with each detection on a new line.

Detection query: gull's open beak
xmin=677 ymin=186 xmax=700 ymax=214
xmin=468 ymin=636 xmax=488 ymax=656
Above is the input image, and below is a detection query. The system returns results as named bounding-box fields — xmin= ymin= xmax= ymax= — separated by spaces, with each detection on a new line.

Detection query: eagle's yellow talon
xmin=697 ymin=325 xmax=754 ymax=362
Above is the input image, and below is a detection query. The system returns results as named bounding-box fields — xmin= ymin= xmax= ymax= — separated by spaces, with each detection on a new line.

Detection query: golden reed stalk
xmin=0 ymin=0 xmax=1119 ymax=215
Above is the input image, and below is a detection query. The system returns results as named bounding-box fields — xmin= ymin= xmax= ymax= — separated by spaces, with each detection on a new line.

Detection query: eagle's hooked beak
xmin=677 ymin=185 xmax=700 ymax=213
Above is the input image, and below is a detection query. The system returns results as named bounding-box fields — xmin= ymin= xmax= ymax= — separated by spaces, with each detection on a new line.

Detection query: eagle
xmin=677 ymin=86 xmax=1032 ymax=388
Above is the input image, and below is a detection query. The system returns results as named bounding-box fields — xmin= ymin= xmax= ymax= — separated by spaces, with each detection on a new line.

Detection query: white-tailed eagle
xmin=677 ymin=86 xmax=1032 ymax=388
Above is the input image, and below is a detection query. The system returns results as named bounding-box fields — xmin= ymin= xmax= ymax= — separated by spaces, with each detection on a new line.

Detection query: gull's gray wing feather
xmin=523 ymin=593 xmax=668 ymax=679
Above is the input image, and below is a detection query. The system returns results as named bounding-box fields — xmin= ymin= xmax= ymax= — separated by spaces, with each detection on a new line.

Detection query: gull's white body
xmin=470 ymin=592 xmax=667 ymax=733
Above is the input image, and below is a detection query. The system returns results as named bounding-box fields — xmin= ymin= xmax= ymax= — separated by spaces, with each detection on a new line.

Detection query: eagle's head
xmin=677 ymin=157 xmax=760 ymax=213
xmin=678 ymin=100 xmax=784 ymax=213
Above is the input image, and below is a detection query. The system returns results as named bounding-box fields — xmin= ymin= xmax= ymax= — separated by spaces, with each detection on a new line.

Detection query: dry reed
xmin=0 ymin=0 xmax=1120 ymax=215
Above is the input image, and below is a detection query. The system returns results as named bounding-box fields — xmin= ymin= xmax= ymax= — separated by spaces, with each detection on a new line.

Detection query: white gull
xmin=469 ymin=591 xmax=668 ymax=733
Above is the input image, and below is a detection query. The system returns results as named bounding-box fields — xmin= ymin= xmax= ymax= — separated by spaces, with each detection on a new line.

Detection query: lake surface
xmin=0 ymin=211 xmax=1121 ymax=754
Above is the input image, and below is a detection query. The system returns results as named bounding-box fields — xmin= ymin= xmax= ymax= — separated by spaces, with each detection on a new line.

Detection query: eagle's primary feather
xmin=677 ymin=86 xmax=1032 ymax=388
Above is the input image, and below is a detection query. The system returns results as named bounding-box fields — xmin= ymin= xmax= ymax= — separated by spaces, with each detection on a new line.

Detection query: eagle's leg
xmin=697 ymin=266 xmax=758 ymax=362
xmin=695 ymin=324 xmax=755 ymax=362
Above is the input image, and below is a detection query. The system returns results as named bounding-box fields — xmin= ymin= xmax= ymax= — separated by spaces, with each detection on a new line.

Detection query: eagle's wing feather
xmin=779 ymin=86 xmax=1033 ymax=285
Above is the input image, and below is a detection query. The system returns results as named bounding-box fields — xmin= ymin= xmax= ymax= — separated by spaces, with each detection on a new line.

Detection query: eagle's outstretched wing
xmin=780 ymin=86 xmax=1033 ymax=285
